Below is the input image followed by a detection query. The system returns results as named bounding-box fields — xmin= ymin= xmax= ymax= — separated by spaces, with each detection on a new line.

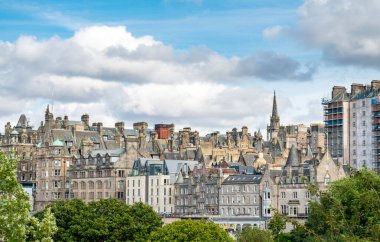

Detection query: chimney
xmin=81 ymin=114 xmax=90 ymax=128
xmin=371 ymin=80 xmax=380 ymax=91
xmin=115 ymin=122 xmax=125 ymax=133
xmin=97 ymin=122 xmax=103 ymax=133
xmin=332 ymin=86 xmax=347 ymax=99
xmin=351 ymin=83 xmax=365 ymax=96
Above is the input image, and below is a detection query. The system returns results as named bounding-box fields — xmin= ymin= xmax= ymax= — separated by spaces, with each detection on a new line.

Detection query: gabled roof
xmin=285 ymin=144 xmax=299 ymax=167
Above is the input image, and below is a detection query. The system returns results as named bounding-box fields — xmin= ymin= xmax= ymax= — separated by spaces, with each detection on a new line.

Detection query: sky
xmin=1 ymin=0 xmax=380 ymax=135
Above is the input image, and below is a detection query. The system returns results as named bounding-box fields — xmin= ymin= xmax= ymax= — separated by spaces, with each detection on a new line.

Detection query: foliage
xmin=149 ymin=219 xmax=233 ymax=242
xmin=36 ymin=199 xmax=163 ymax=242
xmin=288 ymin=169 xmax=380 ymax=242
xmin=0 ymin=151 xmax=30 ymax=241
xmin=236 ymin=226 xmax=273 ymax=242
xmin=0 ymin=150 xmax=58 ymax=242
xmin=26 ymin=207 xmax=58 ymax=242
xmin=268 ymin=209 xmax=286 ymax=240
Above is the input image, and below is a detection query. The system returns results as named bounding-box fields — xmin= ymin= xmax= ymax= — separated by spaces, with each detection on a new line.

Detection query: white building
xmin=323 ymin=81 xmax=380 ymax=174
xmin=127 ymin=158 xmax=198 ymax=214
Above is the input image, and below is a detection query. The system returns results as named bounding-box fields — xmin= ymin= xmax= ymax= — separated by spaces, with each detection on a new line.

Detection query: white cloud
xmin=293 ymin=0 xmax=380 ymax=67
xmin=0 ymin=25 xmax=309 ymax=133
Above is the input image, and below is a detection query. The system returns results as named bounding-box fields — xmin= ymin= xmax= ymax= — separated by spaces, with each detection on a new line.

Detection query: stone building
xmin=69 ymin=148 xmax=130 ymax=202
xmin=0 ymin=115 xmax=38 ymax=188
xmin=34 ymin=139 xmax=71 ymax=211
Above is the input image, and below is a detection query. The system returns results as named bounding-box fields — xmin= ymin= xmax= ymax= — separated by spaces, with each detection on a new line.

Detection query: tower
xmin=267 ymin=91 xmax=280 ymax=141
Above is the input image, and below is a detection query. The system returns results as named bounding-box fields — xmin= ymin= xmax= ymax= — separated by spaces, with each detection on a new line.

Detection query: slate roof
xmin=222 ymin=174 xmax=262 ymax=185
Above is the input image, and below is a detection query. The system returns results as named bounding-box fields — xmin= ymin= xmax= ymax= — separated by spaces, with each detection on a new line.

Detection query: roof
xmin=52 ymin=139 xmax=64 ymax=146
xmin=222 ymin=174 xmax=262 ymax=185
xmin=285 ymin=144 xmax=300 ymax=167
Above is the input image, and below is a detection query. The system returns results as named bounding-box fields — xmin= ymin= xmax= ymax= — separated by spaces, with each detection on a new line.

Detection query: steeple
xmin=267 ymin=90 xmax=280 ymax=140
xmin=272 ymin=90 xmax=279 ymax=118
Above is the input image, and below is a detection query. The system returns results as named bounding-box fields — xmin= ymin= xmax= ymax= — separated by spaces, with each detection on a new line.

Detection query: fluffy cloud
xmin=0 ymin=25 xmax=302 ymax=133
xmin=294 ymin=0 xmax=380 ymax=68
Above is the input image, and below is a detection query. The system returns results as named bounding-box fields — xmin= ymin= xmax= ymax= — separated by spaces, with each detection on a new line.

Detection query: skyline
xmin=1 ymin=0 xmax=380 ymax=135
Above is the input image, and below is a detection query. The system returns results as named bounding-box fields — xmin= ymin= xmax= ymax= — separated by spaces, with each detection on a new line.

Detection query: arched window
xmin=81 ymin=181 xmax=86 ymax=189
xmin=89 ymin=181 xmax=94 ymax=189
xmin=72 ymin=181 xmax=78 ymax=189
xmin=97 ymin=180 xmax=103 ymax=189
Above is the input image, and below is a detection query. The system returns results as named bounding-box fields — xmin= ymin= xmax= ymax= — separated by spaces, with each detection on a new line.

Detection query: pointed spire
xmin=286 ymin=144 xmax=300 ymax=167
xmin=305 ymin=145 xmax=313 ymax=159
xmin=272 ymin=90 xmax=278 ymax=118
xmin=175 ymin=170 xmax=184 ymax=184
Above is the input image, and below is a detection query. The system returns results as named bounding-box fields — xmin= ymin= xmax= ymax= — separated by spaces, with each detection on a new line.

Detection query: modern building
xmin=322 ymin=80 xmax=380 ymax=173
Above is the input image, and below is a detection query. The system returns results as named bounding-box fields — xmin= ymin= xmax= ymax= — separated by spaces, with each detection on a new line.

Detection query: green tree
xmin=36 ymin=199 xmax=162 ymax=242
xmin=304 ymin=169 xmax=380 ymax=241
xmin=0 ymin=150 xmax=58 ymax=242
xmin=26 ymin=207 xmax=58 ymax=242
xmin=236 ymin=226 xmax=273 ymax=242
xmin=268 ymin=210 xmax=286 ymax=241
xmin=149 ymin=219 xmax=233 ymax=242
xmin=0 ymin=151 xmax=30 ymax=241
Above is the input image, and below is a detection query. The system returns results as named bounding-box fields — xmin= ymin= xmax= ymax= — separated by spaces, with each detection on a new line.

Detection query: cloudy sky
xmin=1 ymin=0 xmax=380 ymax=135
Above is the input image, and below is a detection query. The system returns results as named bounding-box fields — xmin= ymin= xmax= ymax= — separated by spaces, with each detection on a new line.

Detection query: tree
xmin=0 ymin=150 xmax=57 ymax=242
xmin=268 ymin=210 xmax=286 ymax=241
xmin=26 ymin=207 xmax=58 ymax=242
xmin=236 ymin=226 xmax=273 ymax=242
xmin=149 ymin=219 xmax=233 ymax=242
xmin=36 ymin=199 xmax=163 ymax=242
xmin=0 ymin=151 xmax=30 ymax=241
xmin=304 ymin=169 xmax=380 ymax=241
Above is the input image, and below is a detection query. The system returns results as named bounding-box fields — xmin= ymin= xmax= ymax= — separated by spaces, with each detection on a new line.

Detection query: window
xmin=362 ymin=111 xmax=366 ymax=116
xmin=362 ymin=130 xmax=366 ymax=136
xmin=352 ymin=103 xmax=356 ymax=108
xmin=281 ymin=192 xmax=286 ymax=198
xmin=363 ymin=150 xmax=366 ymax=156
xmin=293 ymin=192 xmax=298 ymax=199
xmin=53 ymin=181 xmax=61 ymax=188
xmin=353 ymin=149 xmax=356 ymax=155
xmin=305 ymin=191 xmax=310 ymax=199
xmin=362 ymin=100 xmax=366 ymax=107
xmin=362 ymin=121 xmax=366 ymax=126
xmin=305 ymin=205 xmax=310 ymax=214
xmin=119 ymin=170 xmax=125 ymax=177
xmin=21 ymin=163 xmax=26 ymax=171
xmin=353 ymin=140 xmax=356 ymax=146
xmin=353 ymin=112 xmax=356 ymax=118
xmin=54 ymin=169 xmax=61 ymax=176
xmin=353 ymin=131 xmax=356 ymax=136
xmin=54 ymin=160 xmax=61 ymax=166
xmin=290 ymin=206 xmax=298 ymax=215
xmin=281 ymin=205 xmax=288 ymax=215
xmin=89 ymin=171 xmax=94 ymax=178
xmin=363 ymin=140 xmax=366 ymax=146
xmin=353 ymin=122 xmax=356 ymax=127
xmin=117 ymin=192 xmax=124 ymax=199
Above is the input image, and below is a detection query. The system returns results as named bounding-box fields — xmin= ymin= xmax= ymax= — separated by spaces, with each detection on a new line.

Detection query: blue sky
xmin=0 ymin=0 xmax=302 ymax=55
xmin=1 ymin=0 xmax=380 ymax=134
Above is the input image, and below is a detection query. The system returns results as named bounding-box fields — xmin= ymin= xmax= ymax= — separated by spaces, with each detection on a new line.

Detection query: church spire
xmin=272 ymin=90 xmax=278 ymax=118
xmin=267 ymin=90 xmax=280 ymax=141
